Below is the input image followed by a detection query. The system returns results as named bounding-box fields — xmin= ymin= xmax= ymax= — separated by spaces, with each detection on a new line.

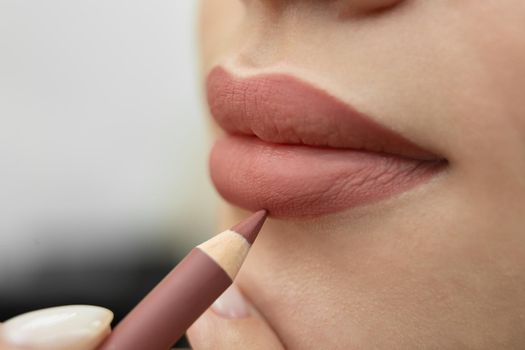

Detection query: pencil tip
xmin=230 ymin=210 xmax=268 ymax=244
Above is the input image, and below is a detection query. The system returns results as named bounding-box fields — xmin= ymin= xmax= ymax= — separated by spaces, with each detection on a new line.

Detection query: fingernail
xmin=1 ymin=305 xmax=113 ymax=350
xmin=211 ymin=284 xmax=249 ymax=319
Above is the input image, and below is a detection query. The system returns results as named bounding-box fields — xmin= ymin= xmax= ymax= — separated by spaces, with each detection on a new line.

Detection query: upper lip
xmin=207 ymin=66 xmax=440 ymax=161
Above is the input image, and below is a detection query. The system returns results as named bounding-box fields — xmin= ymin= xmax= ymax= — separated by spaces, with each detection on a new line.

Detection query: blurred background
xmin=0 ymin=1 xmax=214 ymax=347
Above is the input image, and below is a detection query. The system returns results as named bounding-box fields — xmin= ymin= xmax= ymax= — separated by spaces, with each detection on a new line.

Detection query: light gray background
xmin=0 ymin=0 xmax=216 ymax=274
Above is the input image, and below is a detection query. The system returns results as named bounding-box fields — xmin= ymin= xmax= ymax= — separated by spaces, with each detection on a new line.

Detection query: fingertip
xmin=187 ymin=285 xmax=284 ymax=350
xmin=1 ymin=305 xmax=113 ymax=350
xmin=211 ymin=284 xmax=250 ymax=319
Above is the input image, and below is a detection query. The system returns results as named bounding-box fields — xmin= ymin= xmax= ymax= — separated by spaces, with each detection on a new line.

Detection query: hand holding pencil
xmin=0 ymin=210 xmax=282 ymax=350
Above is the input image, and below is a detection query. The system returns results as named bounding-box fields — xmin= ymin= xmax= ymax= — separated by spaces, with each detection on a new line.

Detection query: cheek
xmin=464 ymin=2 xmax=525 ymax=131
xmin=448 ymin=2 xmax=525 ymax=187
xmin=469 ymin=5 xmax=525 ymax=132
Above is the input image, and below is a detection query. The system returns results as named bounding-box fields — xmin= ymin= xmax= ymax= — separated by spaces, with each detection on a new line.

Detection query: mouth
xmin=207 ymin=66 xmax=446 ymax=217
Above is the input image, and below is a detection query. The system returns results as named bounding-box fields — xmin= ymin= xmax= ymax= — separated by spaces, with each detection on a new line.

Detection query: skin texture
xmin=190 ymin=0 xmax=525 ymax=349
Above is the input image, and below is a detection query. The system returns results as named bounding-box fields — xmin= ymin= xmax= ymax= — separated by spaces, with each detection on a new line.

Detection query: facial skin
xmin=194 ymin=0 xmax=525 ymax=348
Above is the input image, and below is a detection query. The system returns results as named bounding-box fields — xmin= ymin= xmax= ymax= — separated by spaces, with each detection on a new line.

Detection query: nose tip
xmin=248 ymin=0 xmax=405 ymax=17
xmin=340 ymin=0 xmax=405 ymax=17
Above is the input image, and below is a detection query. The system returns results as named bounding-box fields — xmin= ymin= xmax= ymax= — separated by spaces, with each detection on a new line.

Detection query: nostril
xmin=337 ymin=0 xmax=406 ymax=19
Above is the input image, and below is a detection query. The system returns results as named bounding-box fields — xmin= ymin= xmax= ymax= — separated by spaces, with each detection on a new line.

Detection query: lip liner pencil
xmin=98 ymin=210 xmax=268 ymax=350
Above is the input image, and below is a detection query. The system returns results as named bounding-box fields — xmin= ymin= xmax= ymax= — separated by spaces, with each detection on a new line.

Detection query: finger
xmin=0 ymin=324 xmax=14 ymax=350
xmin=187 ymin=284 xmax=284 ymax=350
xmin=0 ymin=305 xmax=113 ymax=350
xmin=0 ymin=328 xmax=24 ymax=350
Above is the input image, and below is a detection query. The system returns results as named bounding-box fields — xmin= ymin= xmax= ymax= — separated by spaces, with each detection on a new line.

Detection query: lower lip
xmin=210 ymin=135 xmax=444 ymax=217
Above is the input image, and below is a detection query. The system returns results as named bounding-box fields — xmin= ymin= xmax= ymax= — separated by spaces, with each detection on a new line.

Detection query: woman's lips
xmin=207 ymin=67 xmax=445 ymax=217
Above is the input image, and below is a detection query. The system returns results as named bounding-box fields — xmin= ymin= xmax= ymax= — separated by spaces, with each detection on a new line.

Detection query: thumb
xmin=0 ymin=305 xmax=112 ymax=350
xmin=187 ymin=284 xmax=284 ymax=350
